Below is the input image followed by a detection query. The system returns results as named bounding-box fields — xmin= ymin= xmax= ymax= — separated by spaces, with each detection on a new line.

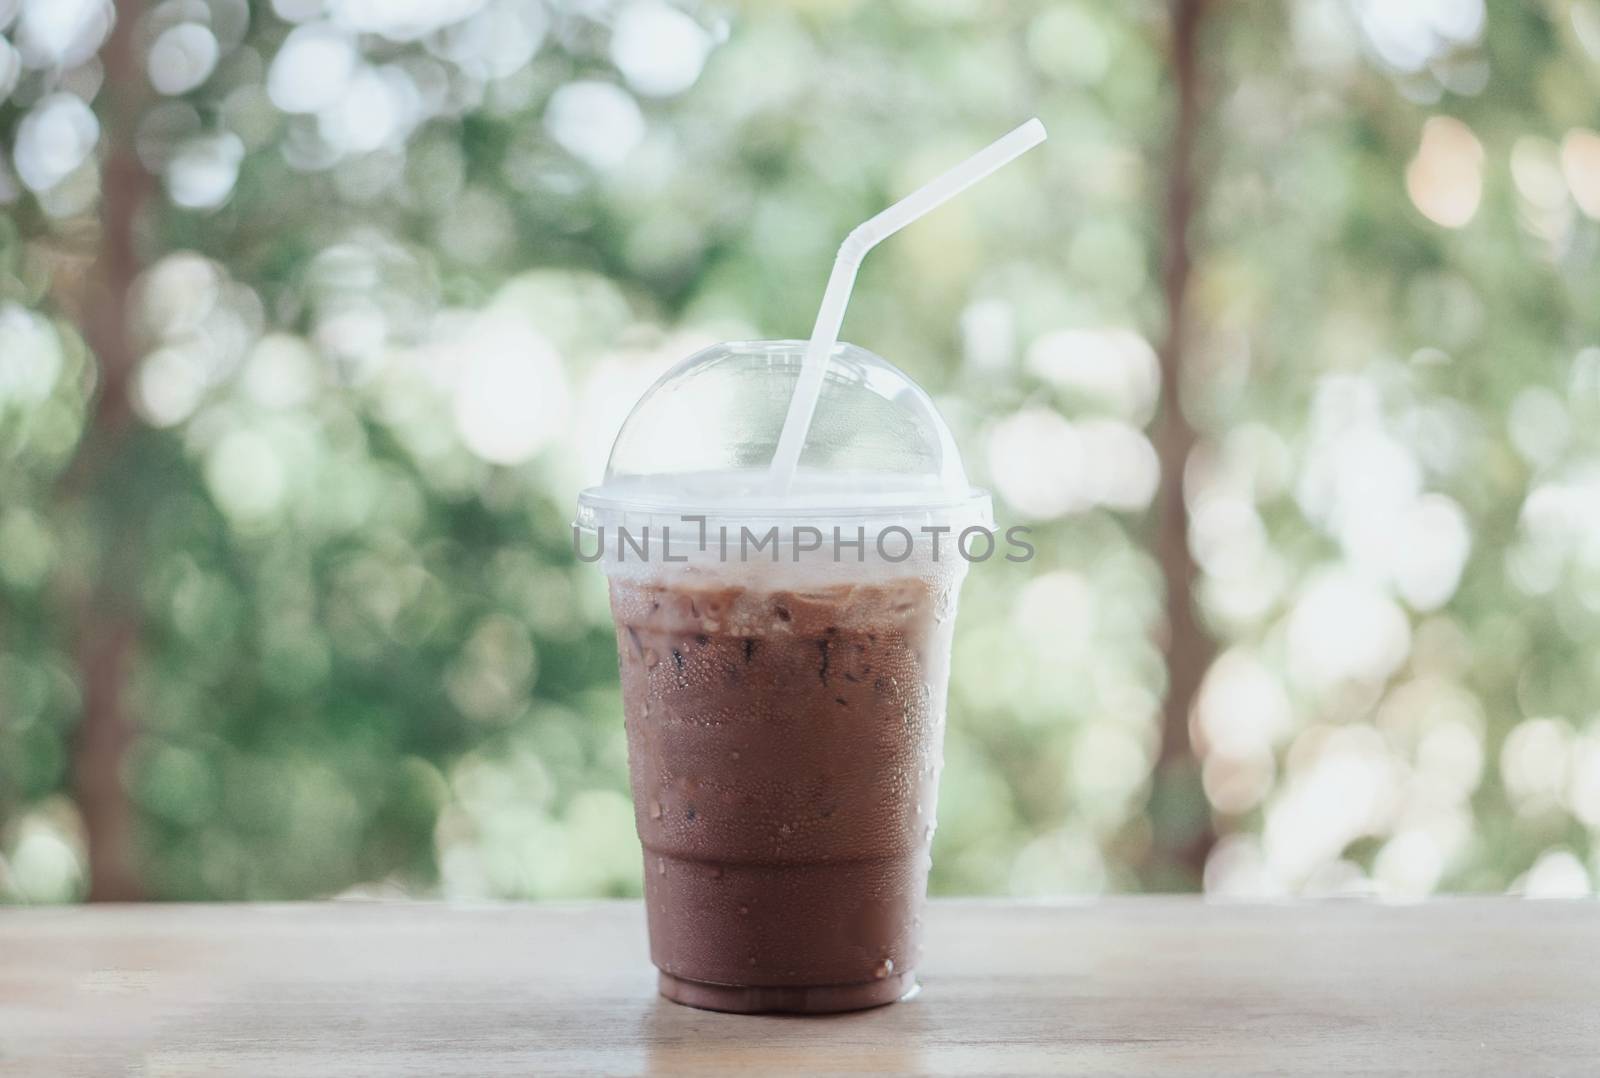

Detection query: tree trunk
xmin=1143 ymin=0 xmax=1217 ymax=891
xmin=67 ymin=0 xmax=150 ymax=902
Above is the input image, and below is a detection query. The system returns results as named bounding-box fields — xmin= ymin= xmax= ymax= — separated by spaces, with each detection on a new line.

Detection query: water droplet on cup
xmin=649 ymin=800 xmax=663 ymax=820
xmin=709 ymin=865 xmax=723 ymax=879
xmin=644 ymin=649 xmax=660 ymax=668
xmin=748 ymin=956 xmax=757 ymax=967
xmin=738 ymin=905 xmax=748 ymax=916
xmin=729 ymin=750 xmax=740 ymax=761
xmin=658 ymin=859 xmax=666 ymax=876
xmin=874 ymin=959 xmax=894 ymax=980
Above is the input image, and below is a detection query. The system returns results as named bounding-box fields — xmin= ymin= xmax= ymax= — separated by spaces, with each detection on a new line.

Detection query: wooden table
xmin=2 ymin=899 xmax=1595 ymax=1075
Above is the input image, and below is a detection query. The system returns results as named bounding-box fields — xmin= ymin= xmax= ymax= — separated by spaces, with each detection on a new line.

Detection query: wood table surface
xmin=1 ymin=898 xmax=1595 ymax=1076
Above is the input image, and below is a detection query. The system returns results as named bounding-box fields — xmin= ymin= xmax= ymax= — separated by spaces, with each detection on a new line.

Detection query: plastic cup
xmin=577 ymin=340 xmax=990 ymax=1013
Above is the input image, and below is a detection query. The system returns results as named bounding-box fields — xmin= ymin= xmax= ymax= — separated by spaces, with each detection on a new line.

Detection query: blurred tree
xmin=60 ymin=0 xmax=150 ymax=901
xmin=1144 ymin=0 xmax=1218 ymax=890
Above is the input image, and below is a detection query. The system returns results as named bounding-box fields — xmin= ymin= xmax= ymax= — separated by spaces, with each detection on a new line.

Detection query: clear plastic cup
xmin=576 ymin=339 xmax=991 ymax=1013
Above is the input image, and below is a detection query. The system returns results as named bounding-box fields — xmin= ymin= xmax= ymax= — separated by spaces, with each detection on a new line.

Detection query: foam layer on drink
xmin=611 ymin=570 xmax=956 ymax=1008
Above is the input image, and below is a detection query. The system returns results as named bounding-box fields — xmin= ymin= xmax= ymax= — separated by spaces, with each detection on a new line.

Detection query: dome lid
xmin=576 ymin=339 xmax=990 ymax=535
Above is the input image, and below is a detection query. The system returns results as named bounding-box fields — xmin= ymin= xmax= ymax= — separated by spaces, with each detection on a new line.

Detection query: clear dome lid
xmin=576 ymin=340 xmax=990 ymax=534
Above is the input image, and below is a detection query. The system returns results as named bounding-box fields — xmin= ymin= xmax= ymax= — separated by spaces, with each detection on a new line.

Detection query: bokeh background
xmin=3 ymin=0 xmax=1600 ymax=903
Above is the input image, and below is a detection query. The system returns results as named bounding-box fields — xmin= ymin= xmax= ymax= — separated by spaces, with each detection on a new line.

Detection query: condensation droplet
xmin=649 ymin=800 xmax=663 ymax=820
xmin=644 ymin=649 xmax=660 ymax=668
xmin=874 ymin=959 xmax=894 ymax=980
xmin=738 ymin=905 xmax=748 ymax=916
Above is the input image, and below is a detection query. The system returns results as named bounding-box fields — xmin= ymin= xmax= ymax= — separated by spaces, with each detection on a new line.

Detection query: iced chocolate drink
xmin=577 ymin=339 xmax=992 ymax=1014
xmin=579 ymin=126 xmax=1040 ymax=1011
xmin=611 ymin=572 xmax=954 ymax=1013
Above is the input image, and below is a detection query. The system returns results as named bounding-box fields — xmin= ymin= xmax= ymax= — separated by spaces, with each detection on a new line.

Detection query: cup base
xmin=657 ymin=970 xmax=919 ymax=1014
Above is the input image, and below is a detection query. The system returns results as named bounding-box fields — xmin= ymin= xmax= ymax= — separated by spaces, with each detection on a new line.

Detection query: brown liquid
xmin=610 ymin=574 xmax=953 ymax=1013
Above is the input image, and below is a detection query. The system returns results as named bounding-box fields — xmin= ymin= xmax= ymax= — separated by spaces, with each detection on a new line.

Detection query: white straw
xmin=766 ymin=118 xmax=1048 ymax=493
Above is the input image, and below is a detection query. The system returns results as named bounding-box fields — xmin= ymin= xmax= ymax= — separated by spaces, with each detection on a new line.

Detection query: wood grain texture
xmin=1 ymin=899 xmax=1596 ymax=1076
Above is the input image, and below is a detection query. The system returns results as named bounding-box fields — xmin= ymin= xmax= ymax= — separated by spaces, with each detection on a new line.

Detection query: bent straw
xmin=766 ymin=118 xmax=1048 ymax=494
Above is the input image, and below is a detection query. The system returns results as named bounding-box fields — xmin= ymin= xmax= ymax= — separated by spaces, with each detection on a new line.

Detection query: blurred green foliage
xmin=2 ymin=0 xmax=1599 ymax=902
